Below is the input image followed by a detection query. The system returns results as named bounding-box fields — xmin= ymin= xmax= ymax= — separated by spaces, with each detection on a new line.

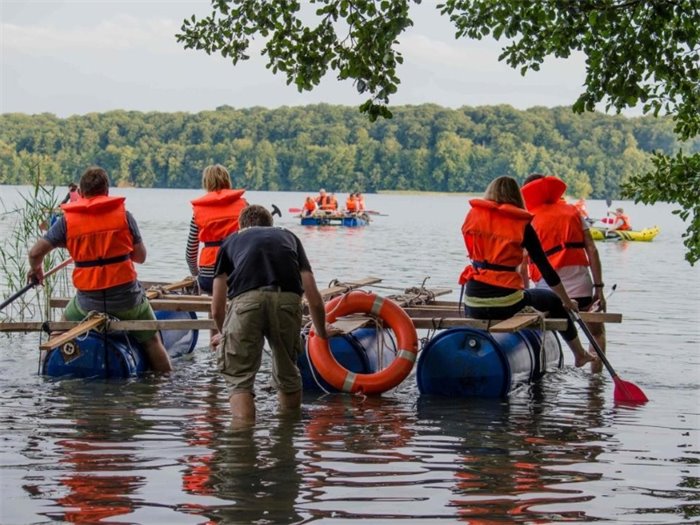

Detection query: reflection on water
xmin=1 ymin=188 xmax=699 ymax=524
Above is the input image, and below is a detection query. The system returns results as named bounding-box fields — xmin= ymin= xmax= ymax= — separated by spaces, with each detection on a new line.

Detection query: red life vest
xmin=62 ymin=195 xmax=137 ymax=291
xmin=522 ymin=176 xmax=589 ymax=282
xmin=459 ymin=199 xmax=532 ymax=289
xmin=191 ymin=189 xmax=247 ymax=267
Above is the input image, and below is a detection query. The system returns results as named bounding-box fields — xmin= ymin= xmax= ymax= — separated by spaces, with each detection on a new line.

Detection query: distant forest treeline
xmin=1 ymin=104 xmax=696 ymax=198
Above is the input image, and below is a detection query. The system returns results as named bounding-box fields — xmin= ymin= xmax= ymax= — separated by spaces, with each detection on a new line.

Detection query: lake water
xmin=1 ymin=186 xmax=699 ymax=524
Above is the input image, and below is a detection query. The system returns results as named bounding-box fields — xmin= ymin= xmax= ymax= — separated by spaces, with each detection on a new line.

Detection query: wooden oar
xmin=570 ymin=310 xmax=648 ymax=403
xmin=0 ymin=258 xmax=73 ymax=312
xmin=145 ymin=276 xmax=197 ymax=300
xmin=39 ymin=313 xmax=108 ymax=350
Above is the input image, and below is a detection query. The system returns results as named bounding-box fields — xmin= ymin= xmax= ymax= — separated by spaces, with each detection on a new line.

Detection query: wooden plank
xmin=145 ymin=276 xmax=197 ymax=299
xmin=580 ymin=312 xmax=622 ymax=323
xmin=403 ymin=306 xmax=622 ymax=324
xmin=410 ymin=317 xmax=569 ymax=331
xmin=39 ymin=315 xmax=108 ymax=350
xmin=332 ymin=315 xmax=375 ymax=333
xmin=489 ymin=313 xmax=542 ymax=332
xmin=316 ymin=277 xmax=382 ymax=301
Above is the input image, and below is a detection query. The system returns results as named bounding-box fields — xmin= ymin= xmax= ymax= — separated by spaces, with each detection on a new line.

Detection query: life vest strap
xmin=73 ymin=253 xmax=130 ymax=268
xmin=472 ymin=260 xmax=517 ymax=272
xmin=544 ymin=241 xmax=586 ymax=256
xmin=203 ymin=240 xmax=223 ymax=247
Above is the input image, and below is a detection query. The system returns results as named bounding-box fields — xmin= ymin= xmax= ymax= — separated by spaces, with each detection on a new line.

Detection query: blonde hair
xmin=484 ymin=176 xmax=525 ymax=209
xmin=202 ymin=164 xmax=232 ymax=192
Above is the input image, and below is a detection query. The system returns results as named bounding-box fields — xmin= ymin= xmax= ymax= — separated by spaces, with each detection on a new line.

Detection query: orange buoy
xmin=307 ymin=290 xmax=418 ymax=394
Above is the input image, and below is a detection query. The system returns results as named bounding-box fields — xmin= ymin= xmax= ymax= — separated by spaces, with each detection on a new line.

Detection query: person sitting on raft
xmin=345 ymin=192 xmax=359 ymax=213
xmin=459 ymin=176 xmax=598 ymax=368
xmin=27 ymin=166 xmax=172 ymax=372
xmin=60 ymin=182 xmax=80 ymax=205
xmin=186 ymin=164 xmax=248 ymax=294
xmin=302 ymin=196 xmax=317 ymax=217
xmin=315 ymin=189 xmax=334 ymax=211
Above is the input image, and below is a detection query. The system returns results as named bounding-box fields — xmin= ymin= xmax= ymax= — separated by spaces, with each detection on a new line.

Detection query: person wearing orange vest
xmin=609 ymin=207 xmax=632 ymax=231
xmin=459 ymin=176 xmax=597 ymax=368
xmin=60 ymin=182 xmax=80 ymax=204
xmin=522 ymin=174 xmax=606 ymax=371
xmin=27 ymin=166 xmax=172 ymax=372
xmin=302 ymin=196 xmax=317 ymax=216
xmin=573 ymin=198 xmax=589 ymax=219
xmin=186 ymin=164 xmax=248 ymax=294
xmin=345 ymin=192 xmax=358 ymax=213
xmin=315 ymin=189 xmax=334 ymax=211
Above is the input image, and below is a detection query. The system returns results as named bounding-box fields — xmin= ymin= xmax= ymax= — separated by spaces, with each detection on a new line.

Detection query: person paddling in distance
xmin=607 ymin=207 xmax=632 ymax=232
xmin=521 ymin=174 xmax=607 ymax=372
xmin=459 ymin=176 xmax=597 ymax=368
xmin=27 ymin=166 xmax=172 ymax=372
xmin=210 ymin=204 xmax=338 ymax=424
xmin=186 ymin=164 xmax=248 ymax=295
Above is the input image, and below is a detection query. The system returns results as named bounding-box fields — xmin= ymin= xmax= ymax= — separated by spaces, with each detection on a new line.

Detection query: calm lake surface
xmin=1 ymin=186 xmax=699 ymax=524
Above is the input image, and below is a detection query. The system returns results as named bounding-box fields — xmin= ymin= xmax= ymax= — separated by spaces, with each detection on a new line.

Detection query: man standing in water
xmin=211 ymin=204 xmax=333 ymax=422
xmin=27 ymin=166 xmax=172 ymax=372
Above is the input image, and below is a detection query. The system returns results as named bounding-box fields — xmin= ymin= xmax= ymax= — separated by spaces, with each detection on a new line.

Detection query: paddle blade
xmin=613 ymin=376 xmax=649 ymax=404
xmin=288 ymin=207 xmax=302 ymax=213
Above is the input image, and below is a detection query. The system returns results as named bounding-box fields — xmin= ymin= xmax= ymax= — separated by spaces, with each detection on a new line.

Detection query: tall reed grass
xmin=0 ymin=169 xmax=72 ymax=322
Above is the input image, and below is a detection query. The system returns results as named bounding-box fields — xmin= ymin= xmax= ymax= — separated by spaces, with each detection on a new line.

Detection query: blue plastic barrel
xmin=42 ymin=310 xmax=198 ymax=378
xmin=416 ymin=327 xmax=562 ymax=398
xmin=299 ymin=327 xmax=397 ymax=393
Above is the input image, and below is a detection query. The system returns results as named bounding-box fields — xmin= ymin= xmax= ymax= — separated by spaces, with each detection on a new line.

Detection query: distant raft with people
xmin=300 ymin=210 xmax=370 ymax=227
xmin=589 ymin=225 xmax=660 ymax=242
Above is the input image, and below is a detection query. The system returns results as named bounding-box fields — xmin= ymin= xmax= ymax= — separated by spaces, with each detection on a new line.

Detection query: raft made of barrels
xmin=300 ymin=212 xmax=369 ymax=227
xmin=303 ymin=290 xmax=418 ymax=394
xmin=42 ymin=310 xmax=199 ymax=378
xmin=416 ymin=327 xmax=562 ymax=398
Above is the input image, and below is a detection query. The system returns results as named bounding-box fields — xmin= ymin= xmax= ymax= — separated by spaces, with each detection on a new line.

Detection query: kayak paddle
xmin=570 ymin=309 xmax=648 ymax=404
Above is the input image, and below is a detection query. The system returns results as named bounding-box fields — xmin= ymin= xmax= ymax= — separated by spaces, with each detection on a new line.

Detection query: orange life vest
xmin=316 ymin=194 xmax=333 ymax=210
xmin=303 ymin=198 xmax=316 ymax=213
xmin=346 ymin=196 xmax=358 ymax=212
xmin=522 ymin=176 xmax=589 ymax=282
xmin=62 ymin=195 xmax=137 ymax=291
xmin=459 ymin=199 xmax=532 ymax=289
xmin=191 ymin=189 xmax=247 ymax=267
xmin=615 ymin=213 xmax=631 ymax=230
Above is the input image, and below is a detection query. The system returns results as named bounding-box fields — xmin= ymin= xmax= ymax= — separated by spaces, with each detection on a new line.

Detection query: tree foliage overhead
xmin=177 ymin=0 xmax=700 ymax=264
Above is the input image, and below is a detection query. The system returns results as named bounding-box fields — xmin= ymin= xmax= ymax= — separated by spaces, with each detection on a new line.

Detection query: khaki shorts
xmin=64 ymin=296 xmax=158 ymax=343
xmin=217 ymin=289 xmax=303 ymax=396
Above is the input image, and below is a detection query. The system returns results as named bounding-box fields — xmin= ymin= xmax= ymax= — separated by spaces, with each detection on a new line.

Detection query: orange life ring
xmin=307 ymin=290 xmax=418 ymax=394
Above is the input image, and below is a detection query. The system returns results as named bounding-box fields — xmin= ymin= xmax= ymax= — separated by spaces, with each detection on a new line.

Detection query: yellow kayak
xmin=590 ymin=225 xmax=660 ymax=241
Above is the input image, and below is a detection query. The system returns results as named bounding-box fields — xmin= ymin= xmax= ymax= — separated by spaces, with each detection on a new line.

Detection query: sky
xmin=1 ymin=0 xmax=598 ymax=118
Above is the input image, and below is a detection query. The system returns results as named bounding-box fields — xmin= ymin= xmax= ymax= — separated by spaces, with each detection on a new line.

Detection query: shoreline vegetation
xmin=1 ymin=104 xmax=697 ymax=199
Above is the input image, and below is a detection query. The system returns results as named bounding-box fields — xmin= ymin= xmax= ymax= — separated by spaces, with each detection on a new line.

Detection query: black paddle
xmin=0 ymin=258 xmax=73 ymax=312
xmin=271 ymin=204 xmax=282 ymax=218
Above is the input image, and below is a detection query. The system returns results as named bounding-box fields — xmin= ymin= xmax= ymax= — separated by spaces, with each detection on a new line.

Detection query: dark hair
xmin=68 ymin=182 xmax=78 ymax=191
xmin=79 ymin=167 xmax=109 ymax=197
xmin=523 ymin=173 xmax=545 ymax=186
xmin=239 ymin=204 xmax=273 ymax=228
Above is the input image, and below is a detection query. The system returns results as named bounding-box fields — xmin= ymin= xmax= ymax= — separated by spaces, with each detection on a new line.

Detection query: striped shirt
xmin=185 ymin=217 xmax=216 ymax=279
